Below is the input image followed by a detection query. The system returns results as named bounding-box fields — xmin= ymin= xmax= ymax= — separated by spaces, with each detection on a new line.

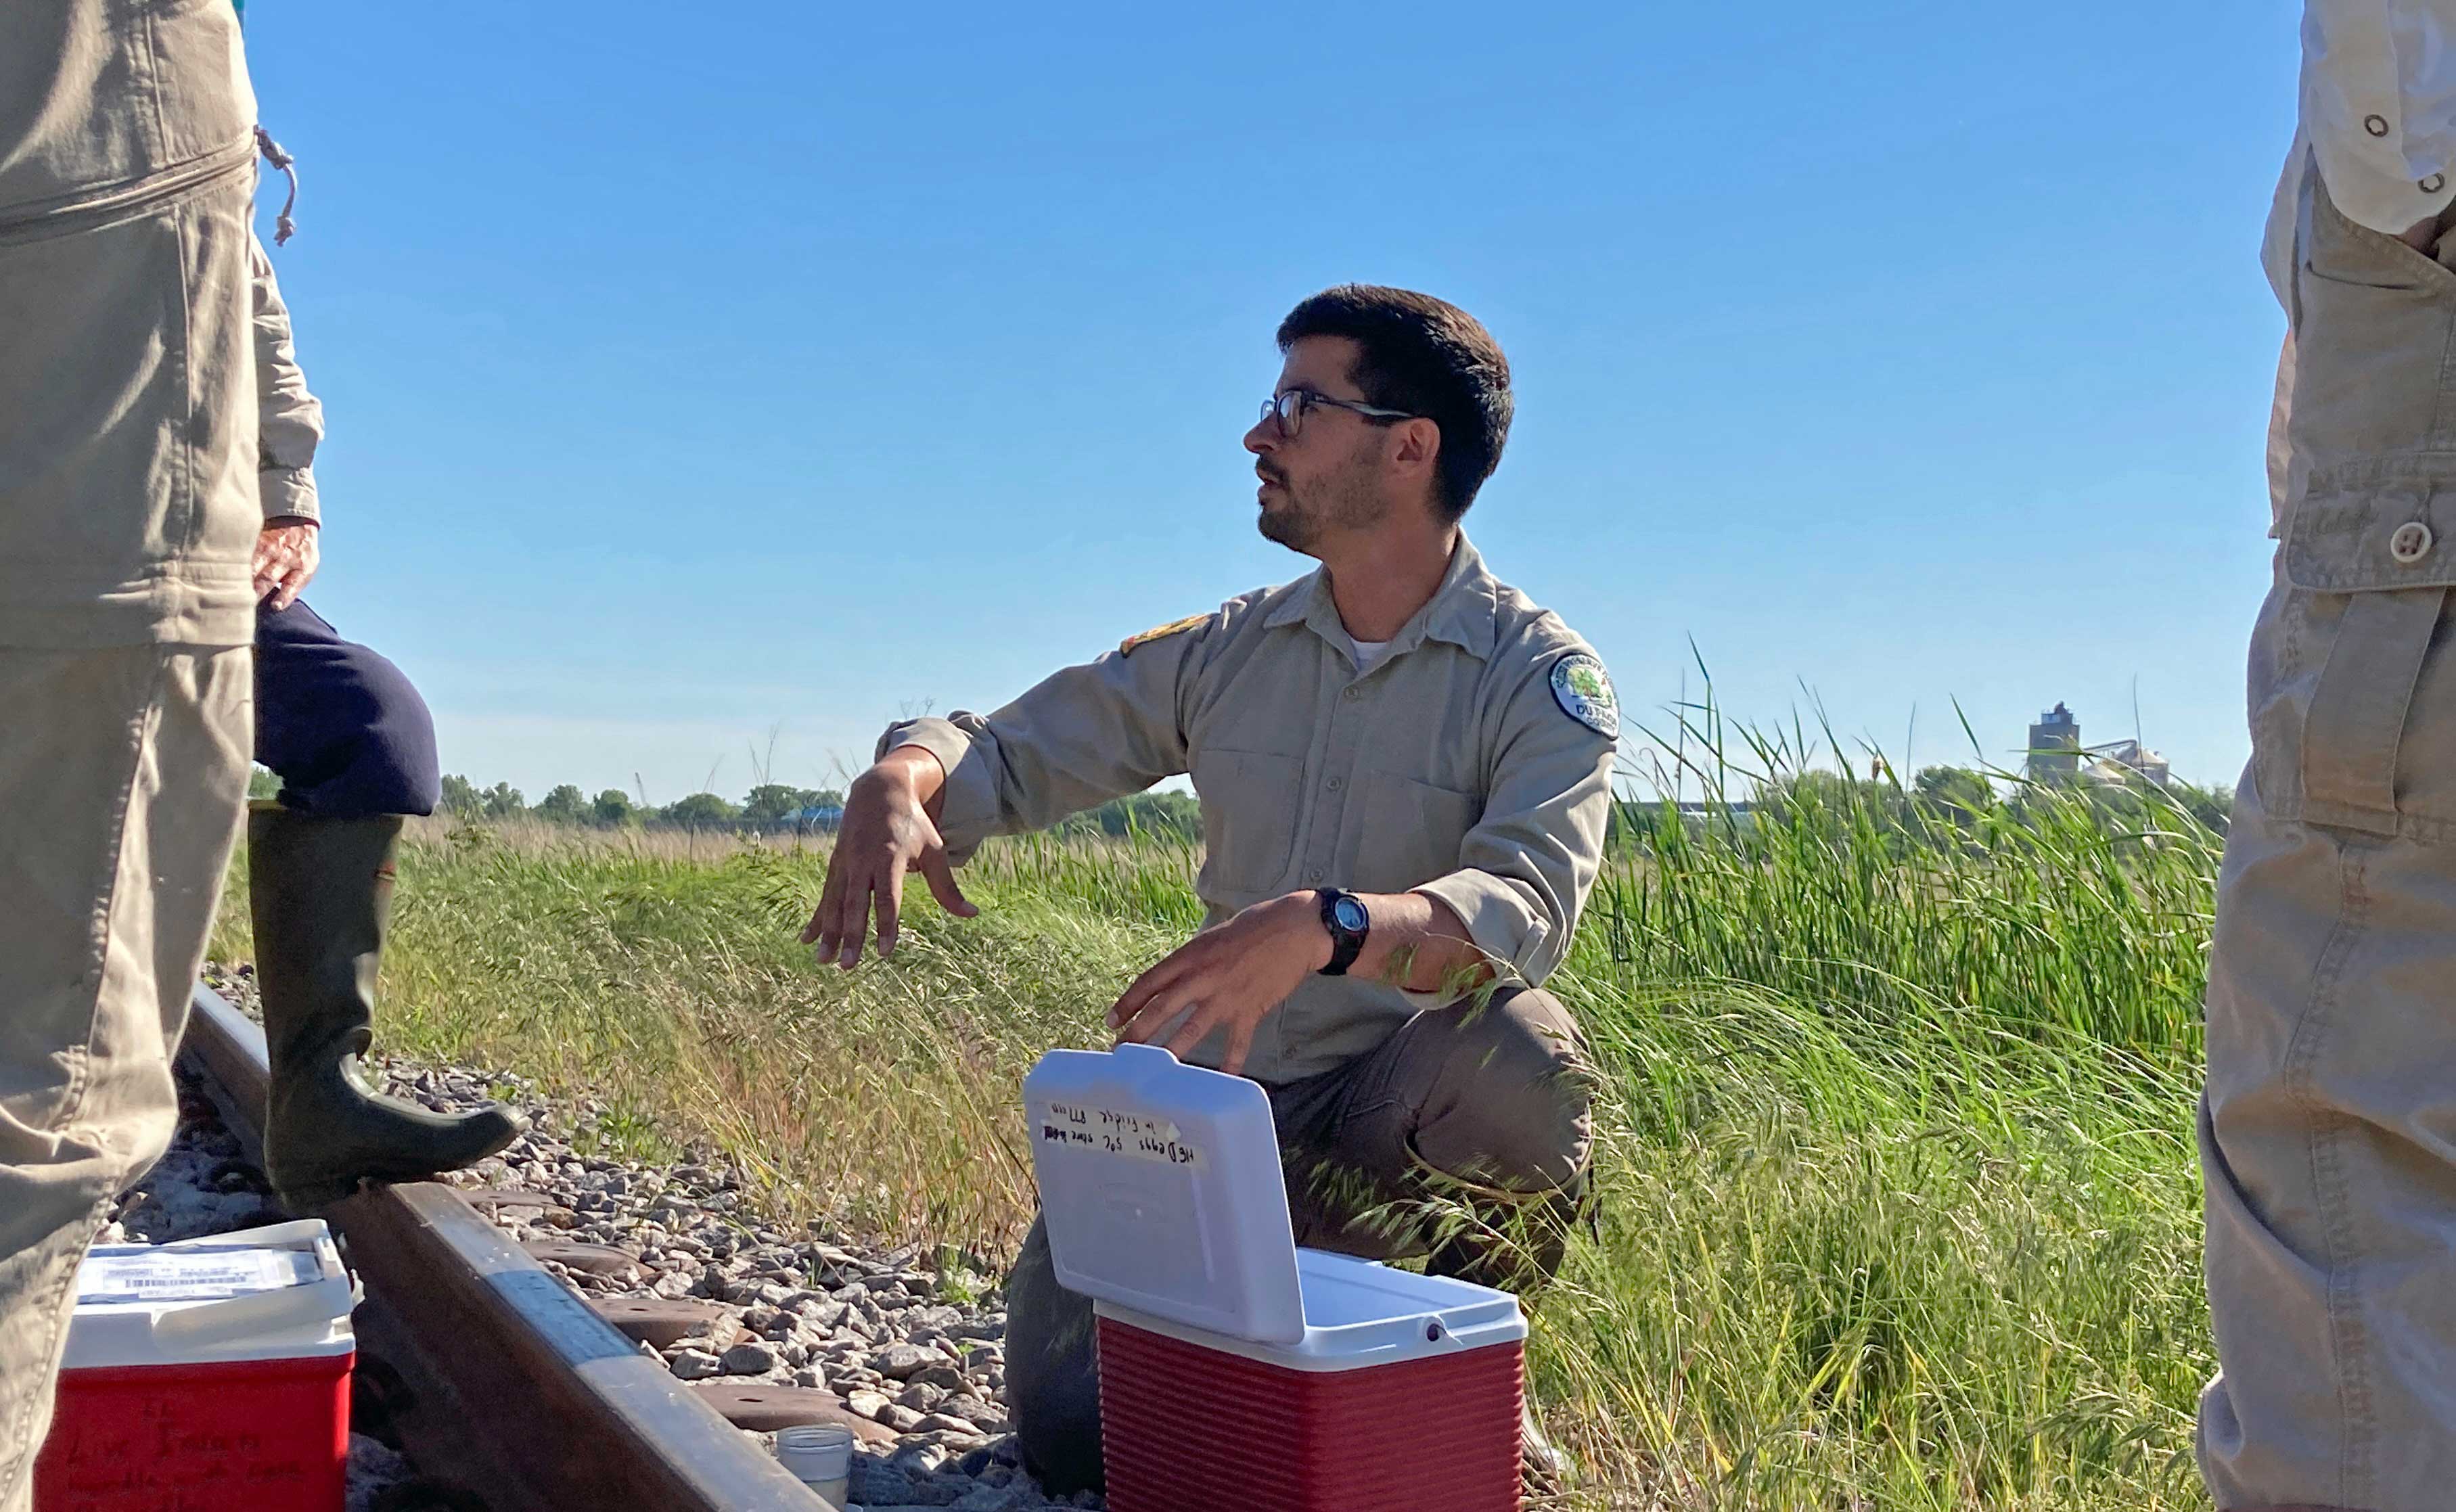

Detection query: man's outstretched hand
xmin=1108 ymin=892 xmax=1332 ymax=1078
xmin=802 ymin=749 xmax=976 ymax=969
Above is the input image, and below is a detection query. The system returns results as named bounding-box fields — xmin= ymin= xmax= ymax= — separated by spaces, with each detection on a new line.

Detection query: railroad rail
xmin=179 ymin=984 xmax=828 ymax=1512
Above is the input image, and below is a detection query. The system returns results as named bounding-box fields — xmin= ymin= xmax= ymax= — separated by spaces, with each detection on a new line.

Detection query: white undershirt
xmin=1345 ymin=635 xmax=1390 ymax=670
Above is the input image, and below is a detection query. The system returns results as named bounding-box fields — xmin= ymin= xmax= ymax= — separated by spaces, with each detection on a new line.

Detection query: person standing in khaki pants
xmin=2200 ymin=5 xmax=2456 ymax=1509
xmin=0 ymin=4 xmax=265 ymax=1503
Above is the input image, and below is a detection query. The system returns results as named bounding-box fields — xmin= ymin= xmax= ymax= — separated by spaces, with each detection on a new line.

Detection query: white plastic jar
xmin=775 ymin=1423 xmax=854 ymax=1507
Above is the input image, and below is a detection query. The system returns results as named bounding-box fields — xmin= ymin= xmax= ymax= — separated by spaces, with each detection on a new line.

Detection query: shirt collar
xmin=1262 ymin=533 xmax=1501 ymax=661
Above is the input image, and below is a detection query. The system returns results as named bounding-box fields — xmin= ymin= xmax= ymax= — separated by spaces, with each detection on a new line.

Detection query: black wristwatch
xmin=1315 ymin=888 xmax=1370 ymax=977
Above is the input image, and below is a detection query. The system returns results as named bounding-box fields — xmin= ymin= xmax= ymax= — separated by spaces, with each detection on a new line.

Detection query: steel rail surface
xmin=181 ymin=983 xmax=825 ymax=1512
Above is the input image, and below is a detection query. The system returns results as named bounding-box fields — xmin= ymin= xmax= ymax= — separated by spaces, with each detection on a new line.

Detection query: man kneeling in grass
xmin=805 ymin=285 xmax=1616 ymax=1494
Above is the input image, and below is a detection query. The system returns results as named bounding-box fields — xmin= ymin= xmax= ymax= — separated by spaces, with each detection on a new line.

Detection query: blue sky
xmin=241 ymin=2 xmax=2294 ymax=805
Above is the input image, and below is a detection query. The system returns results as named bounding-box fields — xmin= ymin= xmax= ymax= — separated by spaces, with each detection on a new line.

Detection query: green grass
xmin=206 ymin=737 xmax=2221 ymax=1510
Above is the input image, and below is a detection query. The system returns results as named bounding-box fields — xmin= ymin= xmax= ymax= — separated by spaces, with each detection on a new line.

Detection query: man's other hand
xmin=802 ymin=748 xmax=976 ymax=969
xmin=252 ymin=520 xmax=319 ymax=610
xmin=1108 ymin=892 xmax=1332 ymax=1078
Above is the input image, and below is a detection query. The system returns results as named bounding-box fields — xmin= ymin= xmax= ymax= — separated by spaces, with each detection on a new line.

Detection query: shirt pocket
xmin=2265 ymin=455 xmax=2456 ymax=838
xmin=1353 ymin=770 xmax=1482 ymax=894
xmin=1190 ymin=748 xmax=1303 ymax=900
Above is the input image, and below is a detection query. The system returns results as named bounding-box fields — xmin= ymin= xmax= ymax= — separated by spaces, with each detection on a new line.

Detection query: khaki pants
xmin=2199 ymin=162 xmax=2456 ymax=1511
xmin=1003 ymin=984 xmax=1592 ymax=1493
xmin=0 ymin=647 xmax=248 ymax=1511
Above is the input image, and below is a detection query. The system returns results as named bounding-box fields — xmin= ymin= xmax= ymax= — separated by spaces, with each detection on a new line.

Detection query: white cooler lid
xmin=1024 ymin=1045 xmax=1531 ymax=1367
xmin=1024 ymin=1043 xmax=1306 ymax=1344
xmin=65 ymin=1219 xmax=357 ymax=1369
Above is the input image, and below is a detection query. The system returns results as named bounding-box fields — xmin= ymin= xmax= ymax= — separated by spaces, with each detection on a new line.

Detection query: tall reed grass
xmin=206 ymin=725 xmax=2221 ymax=1509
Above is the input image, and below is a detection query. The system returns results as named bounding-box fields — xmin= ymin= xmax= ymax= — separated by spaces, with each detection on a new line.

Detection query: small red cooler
xmin=34 ymin=1220 xmax=357 ymax=1512
xmin=1025 ymin=1043 xmax=1528 ymax=1512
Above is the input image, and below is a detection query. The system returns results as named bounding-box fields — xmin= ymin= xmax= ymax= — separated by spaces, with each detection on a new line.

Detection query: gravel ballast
xmin=97 ymin=1058 xmax=419 ymax=1512
xmin=195 ymin=963 xmax=1099 ymax=1512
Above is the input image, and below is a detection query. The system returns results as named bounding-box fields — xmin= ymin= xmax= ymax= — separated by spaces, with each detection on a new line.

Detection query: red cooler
xmin=34 ymin=1220 xmax=357 ymax=1512
xmin=1025 ymin=1043 xmax=1528 ymax=1512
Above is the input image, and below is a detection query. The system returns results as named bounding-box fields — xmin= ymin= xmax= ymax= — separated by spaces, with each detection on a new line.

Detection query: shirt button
xmin=2367 ymin=114 xmax=2391 ymax=137
xmin=1305 ymin=867 xmax=1324 ymax=884
xmin=2392 ymin=520 xmax=2435 ymax=564
xmin=1341 ymin=687 xmax=1361 ymax=702
xmin=2427 ymin=172 xmax=2450 ymax=195
xmin=1325 ymin=775 xmax=1343 ymax=792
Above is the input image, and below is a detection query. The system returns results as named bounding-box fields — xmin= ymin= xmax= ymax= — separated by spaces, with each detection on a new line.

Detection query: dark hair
xmin=1275 ymin=285 xmax=1512 ymax=522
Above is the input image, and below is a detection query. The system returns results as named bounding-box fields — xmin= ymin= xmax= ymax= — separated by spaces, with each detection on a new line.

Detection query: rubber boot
xmin=249 ymin=804 xmax=524 ymax=1210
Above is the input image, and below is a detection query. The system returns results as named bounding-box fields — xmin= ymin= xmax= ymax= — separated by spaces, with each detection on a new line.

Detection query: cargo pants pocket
xmin=2272 ymin=456 xmax=2456 ymax=838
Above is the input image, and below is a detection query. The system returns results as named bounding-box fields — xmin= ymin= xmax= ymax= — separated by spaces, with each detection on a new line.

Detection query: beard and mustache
xmin=1254 ymin=457 xmax=1389 ymax=552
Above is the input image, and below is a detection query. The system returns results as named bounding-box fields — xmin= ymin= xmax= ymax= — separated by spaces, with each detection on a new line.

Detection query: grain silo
xmin=2028 ymin=703 xmax=2082 ymax=781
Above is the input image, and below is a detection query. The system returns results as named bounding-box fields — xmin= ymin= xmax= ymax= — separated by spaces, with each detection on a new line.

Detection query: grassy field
xmin=206 ymin=737 xmax=2222 ymax=1511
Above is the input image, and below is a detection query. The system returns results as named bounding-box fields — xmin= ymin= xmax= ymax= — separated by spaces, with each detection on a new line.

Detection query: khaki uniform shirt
xmin=0 ymin=0 xmax=260 ymax=647
xmin=881 ymin=535 xmax=1618 ymax=1084
xmin=250 ymin=233 xmax=325 ymax=526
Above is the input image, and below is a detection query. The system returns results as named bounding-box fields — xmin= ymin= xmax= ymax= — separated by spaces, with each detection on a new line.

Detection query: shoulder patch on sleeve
xmin=1120 ymin=612 xmax=1210 ymax=658
xmin=1549 ymin=653 xmax=1619 ymax=739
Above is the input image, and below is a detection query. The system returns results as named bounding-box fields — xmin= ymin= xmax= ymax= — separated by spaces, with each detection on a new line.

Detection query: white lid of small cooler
xmin=1024 ymin=1043 xmax=1307 ymax=1344
xmin=63 ymin=1219 xmax=357 ymax=1369
xmin=1095 ymin=1247 xmax=1528 ymax=1372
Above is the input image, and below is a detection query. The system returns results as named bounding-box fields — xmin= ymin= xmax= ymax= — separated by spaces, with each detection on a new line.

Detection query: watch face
xmin=1332 ymin=896 xmax=1369 ymax=934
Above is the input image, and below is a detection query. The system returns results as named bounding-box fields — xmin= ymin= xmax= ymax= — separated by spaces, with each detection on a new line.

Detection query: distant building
xmin=2084 ymin=739 xmax=2172 ymax=791
xmin=2026 ymin=703 xmax=2173 ymax=789
xmin=2027 ymin=703 xmax=2082 ymax=781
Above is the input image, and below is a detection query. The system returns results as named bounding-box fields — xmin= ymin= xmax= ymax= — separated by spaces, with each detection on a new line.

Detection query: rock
xmin=880 ymin=1403 xmax=926 ymax=1432
xmin=874 ymin=1342 xmax=937 ymax=1381
xmin=942 ymin=1396 xmax=1006 ymax=1431
xmin=894 ymin=1382 xmax=948 ymax=1412
xmin=913 ymin=1412 xmax=982 ymax=1437
xmin=719 ymin=1342 xmax=776 ymax=1375
xmin=846 ymin=1457 xmax=924 ymax=1508
xmin=668 ymin=1348 xmax=723 ymax=1380
xmin=344 ymin=1433 xmax=414 ymax=1512
xmin=846 ymin=1389 xmax=894 ymax=1422
xmin=948 ymin=1484 xmax=1045 ymax=1512
xmin=911 ymin=1362 xmax=967 ymax=1392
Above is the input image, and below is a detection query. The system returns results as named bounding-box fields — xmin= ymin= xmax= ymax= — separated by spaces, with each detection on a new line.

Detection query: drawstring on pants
xmin=254 ymin=124 xmax=300 ymax=244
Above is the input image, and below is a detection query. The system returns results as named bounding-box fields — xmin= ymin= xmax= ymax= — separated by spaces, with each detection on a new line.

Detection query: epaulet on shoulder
xmin=1118 ymin=612 xmax=1210 ymax=658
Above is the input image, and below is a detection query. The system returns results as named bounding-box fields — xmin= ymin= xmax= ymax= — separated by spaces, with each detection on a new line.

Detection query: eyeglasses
xmin=1258 ymin=388 xmax=1419 ymax=438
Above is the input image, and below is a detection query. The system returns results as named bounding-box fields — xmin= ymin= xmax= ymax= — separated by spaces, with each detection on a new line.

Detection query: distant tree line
xmin=1053 ymin=789 xmax=1201 ymax=842
xmin=431 ymin=777 xmax=1202 ymax=840
xmin=428 ymin=762 xmax=2234 ymax=850
xmin=434 ymin=776 xmax=847 ymax=831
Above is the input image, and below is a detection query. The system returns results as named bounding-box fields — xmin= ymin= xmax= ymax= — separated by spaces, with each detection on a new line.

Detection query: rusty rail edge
xmin=182 ymin=983 xmax=825 ymax=1512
